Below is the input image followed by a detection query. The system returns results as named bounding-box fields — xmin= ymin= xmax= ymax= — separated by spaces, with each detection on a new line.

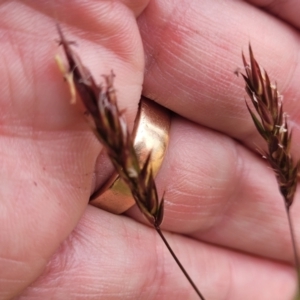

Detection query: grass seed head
xmin=56 ymin=25 xmax=164 ymax=227
xmin=239 ymin=45 xmax=299 ymax=208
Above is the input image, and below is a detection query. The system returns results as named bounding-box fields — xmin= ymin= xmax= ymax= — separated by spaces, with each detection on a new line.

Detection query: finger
xmin=16 ymin=206 xmax=296 ymax=300
xmin=138 ymin=0 xmax=300 ymax=154
xmin=136 ymin=0 xmax=300 ymax=263
xmin=0 ymin=1 xmax=144 ymax=297
xmin=244 ymin=0 xmax=300 ymax=29
xmin=24 ymin=0 xmax=150 ymax=21
xmin=127 ymin=115 xmax=299 ymax=264
xmin=12 ymin=0 xmax=145 ymax=119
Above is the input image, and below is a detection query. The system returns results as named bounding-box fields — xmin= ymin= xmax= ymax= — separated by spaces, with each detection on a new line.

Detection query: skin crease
xmin=1 ymin=0 xmax=300 ymax=299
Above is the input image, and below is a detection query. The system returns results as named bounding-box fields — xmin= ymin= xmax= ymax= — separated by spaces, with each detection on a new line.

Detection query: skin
xmin=0 ymin=0 xmax=300 ymax=299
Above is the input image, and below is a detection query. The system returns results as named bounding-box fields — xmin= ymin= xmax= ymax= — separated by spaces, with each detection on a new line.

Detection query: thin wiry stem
xmin=155 ymin=226 xmax=206 ymax=300
xmin=238 ymin=45 xmax=300 ymax=293
xmin=286 ymin=206 xmax=300 ymax=290
xmin=55 ymin=24 xmax=205 ymax=300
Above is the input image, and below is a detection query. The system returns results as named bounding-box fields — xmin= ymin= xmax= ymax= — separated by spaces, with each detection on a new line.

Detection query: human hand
xmin=0 ymin=1 xmax=299 ymax=299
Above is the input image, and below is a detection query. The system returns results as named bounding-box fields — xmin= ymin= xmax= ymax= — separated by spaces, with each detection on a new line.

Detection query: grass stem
xmin=285 ymin=206 xmax=300 ymax=292
xmin=155 ymin=226 xmax=206 ymax=300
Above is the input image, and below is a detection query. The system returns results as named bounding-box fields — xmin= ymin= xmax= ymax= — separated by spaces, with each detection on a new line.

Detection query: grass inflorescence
xmin=238 ymin=45 xmax=300 ymax=296
xmin=55 ymin=25 xmax=206 ymax=300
